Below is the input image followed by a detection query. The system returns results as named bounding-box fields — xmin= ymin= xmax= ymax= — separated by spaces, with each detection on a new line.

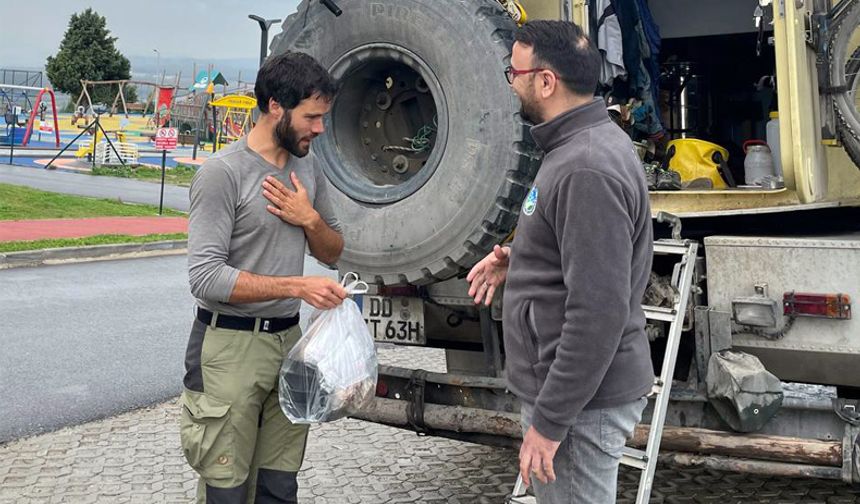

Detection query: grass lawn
xmin=0 ymin=183 xmax=185 ymax=220
xmin=0 ymin=233 xmax=187 ymax=253
xmin=91 ymin=163 xmax=197 ymax=187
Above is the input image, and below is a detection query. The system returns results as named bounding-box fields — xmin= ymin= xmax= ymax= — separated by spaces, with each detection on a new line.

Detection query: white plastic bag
xmin=278 ymin=273 xmax=377 ymax=423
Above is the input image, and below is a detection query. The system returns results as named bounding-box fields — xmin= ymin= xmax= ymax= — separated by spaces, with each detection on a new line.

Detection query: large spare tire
xmin=270 ymin=0 xmax=541 ymax=285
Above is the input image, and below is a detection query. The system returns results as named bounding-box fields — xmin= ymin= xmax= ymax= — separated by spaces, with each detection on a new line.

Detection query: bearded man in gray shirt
xmin=181 ymin=51 xmax=347 ymax=503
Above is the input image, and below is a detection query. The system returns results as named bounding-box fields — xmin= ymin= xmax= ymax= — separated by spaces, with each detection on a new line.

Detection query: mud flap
xmin=707 ymin=350 xmax=784 ymax=432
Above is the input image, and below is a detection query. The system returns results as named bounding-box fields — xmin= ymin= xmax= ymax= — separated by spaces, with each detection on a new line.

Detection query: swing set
xmin=74 ymin=78 xmax=179 ymax=119
xmin=0 ymin=83 xmax=60 ymax=147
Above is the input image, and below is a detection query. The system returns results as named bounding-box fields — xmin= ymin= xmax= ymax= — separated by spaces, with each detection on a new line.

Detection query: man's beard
xmin=274 ymin=112 xmax=312 ymax=157
xmin=518 ymin=88 xmax=543 ymax=125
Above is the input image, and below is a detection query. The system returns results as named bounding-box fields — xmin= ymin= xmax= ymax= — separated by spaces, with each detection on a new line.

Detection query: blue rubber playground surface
xmin=1 ymin=114 xmax=210 ymax=171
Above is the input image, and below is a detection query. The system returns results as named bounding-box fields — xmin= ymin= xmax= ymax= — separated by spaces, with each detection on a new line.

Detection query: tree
xmin=46 ymin=9 xmax=133 ymax=109
xmin=124 ymin=84 xmax=139 ymax=104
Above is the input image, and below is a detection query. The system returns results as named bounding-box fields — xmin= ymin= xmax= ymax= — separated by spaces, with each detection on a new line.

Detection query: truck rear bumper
xmin=351 ymin=365 xmax=859 ymax=483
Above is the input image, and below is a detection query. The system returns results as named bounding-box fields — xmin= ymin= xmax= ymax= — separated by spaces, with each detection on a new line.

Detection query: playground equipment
xmin=171 ymin=92 xmax=209 ymax=140
xmin=74 ymin=125 xmax=129 ymax=158
xmin=0 ymin=83 xmax=60 ymax=147
xmin=149 ymin=85 xmax=177 ymax=129
xmin=46 ymin=105 xmax=125 ymax=170
xmin=74 ymin=78 xmax=179 ymax=119
xmin=94 ymin=140 xmax=138 ymax=165
xmin=210 ymin=94 xmax=256 ymax=150
xmin=189 ymin=70 xmax=228 ymax=93
xmin=0 ymin=69 xmax=43 ymax=122
xmin=1 ymin=89 xmax=32 ymax=120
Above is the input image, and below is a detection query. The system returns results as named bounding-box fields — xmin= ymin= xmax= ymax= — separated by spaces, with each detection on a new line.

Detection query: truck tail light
xmin=376 ymin=380 xmax=389 ymax=398
xmin=783 ymin=292 xmax=852 ymax=320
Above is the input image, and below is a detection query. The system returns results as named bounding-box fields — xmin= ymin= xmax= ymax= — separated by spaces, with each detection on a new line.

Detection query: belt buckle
xmin=262 ymin=319 xmax=270 ymax=332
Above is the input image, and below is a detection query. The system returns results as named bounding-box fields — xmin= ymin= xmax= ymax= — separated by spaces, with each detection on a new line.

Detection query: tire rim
xmin=320 ymin=43 xmax=448 ymax=204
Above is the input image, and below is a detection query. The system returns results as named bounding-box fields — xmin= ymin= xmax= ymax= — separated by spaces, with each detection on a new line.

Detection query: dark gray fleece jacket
xmin=503 ymin=97 xmax=654 ymax=441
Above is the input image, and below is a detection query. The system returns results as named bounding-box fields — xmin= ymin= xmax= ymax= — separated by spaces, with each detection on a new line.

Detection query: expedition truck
xmin=267 ymin=0 xmax=860 ymax=492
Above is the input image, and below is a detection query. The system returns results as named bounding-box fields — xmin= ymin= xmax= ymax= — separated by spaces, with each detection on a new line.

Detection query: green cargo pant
xmin=180 ymin=316 xmax=309 ymax=503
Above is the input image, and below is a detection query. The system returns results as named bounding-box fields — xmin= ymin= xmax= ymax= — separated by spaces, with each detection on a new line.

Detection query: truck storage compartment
xmin=596 ymin=0 xmax=782 ymax=192
xmin=704 ymin=234 xmax=860 ymax=388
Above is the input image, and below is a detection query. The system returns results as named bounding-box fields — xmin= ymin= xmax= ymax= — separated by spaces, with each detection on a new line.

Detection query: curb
xmin=0 ymin=240 xmax=188 ymax=269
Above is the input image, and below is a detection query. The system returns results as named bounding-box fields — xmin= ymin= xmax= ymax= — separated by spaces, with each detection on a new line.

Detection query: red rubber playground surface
xmin=0 ymin=216 xmax=187 ymax=242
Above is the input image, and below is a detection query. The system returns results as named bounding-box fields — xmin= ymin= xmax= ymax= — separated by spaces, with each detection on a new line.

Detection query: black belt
xmin=196 ymin=307 xmax=299 ymax=333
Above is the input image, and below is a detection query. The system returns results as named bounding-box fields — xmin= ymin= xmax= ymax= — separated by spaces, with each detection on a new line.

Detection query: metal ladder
xmin=509 ymin=239 xmax=699 ymax=504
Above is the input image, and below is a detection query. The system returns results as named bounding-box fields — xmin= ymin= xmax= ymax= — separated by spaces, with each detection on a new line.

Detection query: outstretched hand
xmin=466 ymin=245 xmax=511 ymax=306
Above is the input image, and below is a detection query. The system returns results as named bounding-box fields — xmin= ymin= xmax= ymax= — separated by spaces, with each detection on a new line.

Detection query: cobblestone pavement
xmin=1 ymin=346 xmax=858 ymax=503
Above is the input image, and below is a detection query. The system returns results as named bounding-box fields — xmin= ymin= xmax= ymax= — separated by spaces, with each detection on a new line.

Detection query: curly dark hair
xmin=254 ymin=51 xmax=337 ymax=113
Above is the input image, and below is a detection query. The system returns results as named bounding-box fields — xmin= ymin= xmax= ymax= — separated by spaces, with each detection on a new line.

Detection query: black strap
xmin=820 ymin=85 xmax=849 ymax=94
xmin=406 ymin=369 xmax=431 ymax=436
xmin=661 ymin=144 xmax=676 ymax=172
xmin=196 ymin=307 xmax=299 ymax=333
xmin=712 ymin=150 xmax=737 ymax=188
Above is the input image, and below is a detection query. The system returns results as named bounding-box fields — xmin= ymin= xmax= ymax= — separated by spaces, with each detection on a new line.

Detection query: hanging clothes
xmin=629 ymin=0 xmax=663 ymax=138
xmin=635 ymin=0 xmax=663 ymax=130
xmin=595 ymin=0 xmax=627 ymax=87
xmin=613 ymin=0 xmax=642 ymax=95
xmin=592 ymin=0 xmax=665 ymax=139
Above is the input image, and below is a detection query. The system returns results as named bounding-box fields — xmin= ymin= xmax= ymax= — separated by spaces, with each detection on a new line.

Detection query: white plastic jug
xmin=766 ymin=111 xmax=783 ymax=177
xmin=743 ymin=140 xmax=776 ymax=186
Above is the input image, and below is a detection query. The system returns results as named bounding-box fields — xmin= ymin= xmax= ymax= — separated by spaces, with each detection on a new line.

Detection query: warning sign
xmin=155 ymin=127 xmax=178 ymax=150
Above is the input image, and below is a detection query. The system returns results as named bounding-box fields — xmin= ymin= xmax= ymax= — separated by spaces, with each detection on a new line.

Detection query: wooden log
xmin=110 ymin=86 xmax=121 ymax=117
xmin=81 ymin=81 xmax=94 ymax=112
xmin=80 ymin=79 xmax=130 ymax=85
xmin=630 ymin=425 xmax=841 ymax=467
xmin=143 ymin=87 xmax=155 ymax=118
xmin=351 ymin=397 xmax=522 ymax=438
xmin=119 ymin=84 xmax=129 ymax=118
xmin=74 ymin=88 xmax=84 ymax=110
xmin=353 ymin=398 xmax=842 ymax=467
xmin=659 ymin=452 xmax=843 ymax=480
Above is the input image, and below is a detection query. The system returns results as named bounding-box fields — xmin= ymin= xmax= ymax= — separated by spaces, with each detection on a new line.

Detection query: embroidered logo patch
xmin=523 ymin=186 xmax=538 ymax=216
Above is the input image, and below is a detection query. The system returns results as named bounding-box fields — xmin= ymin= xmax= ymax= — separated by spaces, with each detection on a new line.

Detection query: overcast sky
xmin=0 ymin=0 xmax=301 ymax=68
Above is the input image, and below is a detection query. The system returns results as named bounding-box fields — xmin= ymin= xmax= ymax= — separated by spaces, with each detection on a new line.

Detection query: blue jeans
xmin=520 ymin=397 xmax=647 ymax=504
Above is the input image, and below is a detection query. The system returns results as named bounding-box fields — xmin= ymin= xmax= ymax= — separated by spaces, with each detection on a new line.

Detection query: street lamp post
xmin=152 ymin=48 xmax=160 ymax=81
xmin=248 ymin=15 xmax=281 ymax=68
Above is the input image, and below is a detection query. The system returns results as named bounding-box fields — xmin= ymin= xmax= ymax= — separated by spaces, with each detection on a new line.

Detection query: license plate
xmin=359 ymin=295 xmax=426 ymax=345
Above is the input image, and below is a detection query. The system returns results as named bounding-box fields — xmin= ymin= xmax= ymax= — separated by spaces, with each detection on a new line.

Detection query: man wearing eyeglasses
xmin=468 ymin=20 xmax=654 ymax=504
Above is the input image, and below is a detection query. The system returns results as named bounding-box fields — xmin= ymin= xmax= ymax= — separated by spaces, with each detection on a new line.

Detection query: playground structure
xmin=73 ymin=125 xmax=129 ymax=160
xmin=73 ymin=77 xmax=180 ymax=124
xmin=210 ymin=94 xmax=257 ymax=150
xmin=93 ymin=140 xmax=138 ymax=165
xmin=46 ymin=104 xmax=133 ymax=170
xmin=0 ymin=69 xmax=43 ymax=117
xmin=2 ymin=66 xmax=257 ymax=168
xmin=189 ymin=69 xmax=229 ymax=94
xmin=70 ymin=70 xmax=258 ymax=152
xmin=170 ymin=92 xmax=210 ymax=145
xmin=0 ymin=83 xmax=61 ymax=147
xmin=169 ymin=75 xmax=258 ymax=151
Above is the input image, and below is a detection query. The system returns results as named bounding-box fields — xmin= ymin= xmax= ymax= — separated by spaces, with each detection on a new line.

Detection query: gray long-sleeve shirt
xmin=187 ymin=137 xmax=342 ymax=318
xmin=503 ymin=98 xmax=654 ymax=441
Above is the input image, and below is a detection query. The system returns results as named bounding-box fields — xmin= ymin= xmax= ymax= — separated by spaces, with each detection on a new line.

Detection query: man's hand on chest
xmin=262 ymin=171 xmax=321 ymax=230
